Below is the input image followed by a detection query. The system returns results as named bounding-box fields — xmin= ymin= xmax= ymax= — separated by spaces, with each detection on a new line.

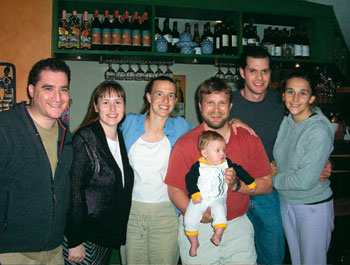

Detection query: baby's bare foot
xmin=211 ymin=227 xmax=224 ymax=246
xmin=189 ymin=241 xmax=199 ymax=257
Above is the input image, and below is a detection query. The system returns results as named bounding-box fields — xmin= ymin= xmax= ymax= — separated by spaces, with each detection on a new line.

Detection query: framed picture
xmin=0 ymin=62 xmax=16 ymax=112
xmin=171 ymin=75 xmax=186 ymax=118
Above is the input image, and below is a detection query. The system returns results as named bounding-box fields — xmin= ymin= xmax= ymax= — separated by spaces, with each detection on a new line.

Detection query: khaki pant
xmin=120 ymin=201 xmax=179 ymax=265
xmin=178 ymin=214 xmax=257 ymax=265
xmin=0 ymin=246 xmax=63 ymax=265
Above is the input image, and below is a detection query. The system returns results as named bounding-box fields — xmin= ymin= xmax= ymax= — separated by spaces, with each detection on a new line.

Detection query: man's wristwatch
xmin=234 ymin=180 xmax=241 ymax=192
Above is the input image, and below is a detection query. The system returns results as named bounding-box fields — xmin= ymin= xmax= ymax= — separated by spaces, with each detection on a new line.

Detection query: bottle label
xmin=102 ymin=28 xmax=112 ymax=45
xmin=80 ymin=30 xmax=91 ymax=49
xmin=302 ymin=45 xmax=310 ymax=57
xmin=263 ymin=43 xmax=270 ymax=53
xmin=242 ymin=38 xmax=247 ymax=46
xmin=270 ymin=44 xmax=275 ymax=56
xmin=70 ymin=26 xmax=80 ymax=48
xmin=216 ymin=38 xmax=220 ymax=49
xmin=142 ymin=30 xmax=151 ymax=47
xmin=248 ymin=38 xmax=256 ymax=45
xmin=294 ymin=44 xmax=302 ymax=56
xmin=132 ymin=29 xmax=141 ymax=47
xmin=275 ymin=46 xmax=282 ymax=56
xmin=222 ymin=34 xmax=229 ymax=47
xmin=92 ymin=28 xmax=101 ymax=45
xmin=171 ymin=102 xmax=184 ymax=116
xmin=231 ymin=35 xmax=237 ymax=47
xmin=207 ymin=36 xmax=214 ymax=44
xmin=122 ymin=29 xmax=131 ymax=46
xmin=171 ymin=37 xmax=179 ymax=46
xmin=112 ymin=28 xmax=121 ymax=45
xmin=58 ymin=27 xmax=69 ymax=48
xmin=164 ymin=34 xmax=172 ymax=43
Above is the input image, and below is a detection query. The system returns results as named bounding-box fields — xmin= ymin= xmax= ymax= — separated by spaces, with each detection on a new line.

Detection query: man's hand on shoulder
xmin=229 ymin=118 xmax=257 ymax=137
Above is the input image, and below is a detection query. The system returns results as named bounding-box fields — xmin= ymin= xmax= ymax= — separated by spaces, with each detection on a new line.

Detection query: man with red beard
xmin=165 ymin=77 xmax=272 ymax=264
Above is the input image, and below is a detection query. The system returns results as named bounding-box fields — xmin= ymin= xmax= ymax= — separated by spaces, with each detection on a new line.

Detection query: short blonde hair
xmin=198 ymin=130 xmax=225 ymax=151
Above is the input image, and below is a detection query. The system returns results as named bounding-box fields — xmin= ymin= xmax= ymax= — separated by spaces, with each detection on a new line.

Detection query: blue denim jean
xmin=247 ymin=189 xmax=285 ymax=265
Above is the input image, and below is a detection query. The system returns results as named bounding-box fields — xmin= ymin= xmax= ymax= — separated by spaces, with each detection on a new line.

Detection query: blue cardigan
xmin=121 ymin=113 xmax=194 ymax=153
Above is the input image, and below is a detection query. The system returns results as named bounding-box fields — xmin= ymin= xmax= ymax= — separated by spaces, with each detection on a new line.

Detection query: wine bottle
xmin=274 ymin=28 xmax=282 ymax=57
xmin=141 ymin=12 xmax=151 ymax=51
xmin=242 ymin=25 xmax=248 ymax=52
xmin=261 ymin=28 xmax=269 ymax=54
xmin=221 ymin=22 xmax=229 ymax=54
xmin=254 ymin=26 xmax=260 ymax=46
xmin=268 ymin=27 xmax=275 ymax=57
xmin=121 ymin=11 xmax=131 ymax=51
xmin=290 ymin=28 xmax=296 ymax=57
xmin=171 ymin=78 xmax=185 ymax=117
xmin=214 ymin=24 xmax=221 ymax=55
xmin=111 ymin=10 xmax=122 ymax=51
xmin=69 ymin=10 xmax=80 ymax=49
xmin=172 ymin=21 xmax=180 ymax=53
xmin=58 ymin=10 xmax=70 ymax=49
xmin=301 ymin=27 xmax=310 ymax=58
xmin=247 ymin=23 xmax=256 ymax=47
xmin=162 ymin=18 xmax=172 ymax=52
xmin=131 ymin=12 xmax=141 ymax=51
xmin=91 ymin=9 xmax=102 ymax=50
xmin=201 ymin=23 xmax=207 ymax=42
xmin=80 ymin=11 xmax=91 ymax=50
xmin=155 ymin=18 xmax=162 ymax=41
xmin=193 ymin=23 xmax=201 ymax=48
xmin=101 ymin=10 xmax=112 ymax=50
xmin=294 ymin=27 xmax=303 ymax=58
xmin=229 ymin=23 xmax=237 ymax=55
xmin=206 ymin=23 xmax=214 ymax=45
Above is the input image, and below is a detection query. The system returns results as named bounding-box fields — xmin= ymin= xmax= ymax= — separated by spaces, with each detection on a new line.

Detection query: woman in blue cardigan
xmin=63 ymin=81 xmax=134 ymax=265
xmin=120 ymin=76 xmax=193 ymax=265
xmin=273 ymin=71 xmax=335 ymax=265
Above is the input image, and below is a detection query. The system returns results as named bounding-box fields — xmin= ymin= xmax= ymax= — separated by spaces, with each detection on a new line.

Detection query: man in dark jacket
xmin=0 ymin=58 xmax=73 ymax=264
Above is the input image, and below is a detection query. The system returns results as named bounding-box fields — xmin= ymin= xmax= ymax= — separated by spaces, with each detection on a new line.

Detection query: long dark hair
xmin=140 ymin=76 xmax=176 ymax=114
xmin=78 ymin=81 xmax=126 ymax=131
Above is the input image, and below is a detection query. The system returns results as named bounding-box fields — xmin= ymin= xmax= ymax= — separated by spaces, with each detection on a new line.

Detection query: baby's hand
xmin=249 ymin=186 xmax=257 ymax=193
xmin=248 ymin=182 xmax=257 ymax=193
xmin=193 ymin=196 xmax=202 ymax=204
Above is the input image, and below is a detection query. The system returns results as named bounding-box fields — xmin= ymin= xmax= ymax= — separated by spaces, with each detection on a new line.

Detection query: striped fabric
xmin=62 ymin=237 xmax=112 ymax=265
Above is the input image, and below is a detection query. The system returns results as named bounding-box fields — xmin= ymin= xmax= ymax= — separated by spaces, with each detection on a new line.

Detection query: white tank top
xmin=128 ymin=136 xmax=171 ymax=203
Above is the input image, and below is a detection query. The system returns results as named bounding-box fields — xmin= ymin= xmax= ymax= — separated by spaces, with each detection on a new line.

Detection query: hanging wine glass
xmin=104 ymin=63 xmax=116 ymax=81
xmin=135 ymin=63 xmax=145 ymax=81
xmin=145 ymin=63 xmax=155 ymax=81
xmin=154 ymin=62 xmax=164 ymax=78
xmin=164 ymin=62 xmax=174 ymax=79
xmin=115 ymin=63 xmax=126 ymax=80
xmin=125 ymin=63 xmax=135 ymax=81
xmin=233 ymin=66 xmax=240 ymax=83
xmin=224 ymin=65 xmax=235 ymax=83
xmin=215 ymin=64 xmax=225 ymax=80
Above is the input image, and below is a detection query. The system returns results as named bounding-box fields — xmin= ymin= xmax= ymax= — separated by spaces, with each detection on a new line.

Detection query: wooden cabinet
xmin=52 ymin=0 xmax=337 ymax=65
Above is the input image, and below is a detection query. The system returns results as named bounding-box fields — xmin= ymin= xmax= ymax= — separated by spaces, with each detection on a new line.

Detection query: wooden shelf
xmin=53 ymin=0 xmax=336 ymax=64
xmin=336 ymin=87 xmax=350 ymax=93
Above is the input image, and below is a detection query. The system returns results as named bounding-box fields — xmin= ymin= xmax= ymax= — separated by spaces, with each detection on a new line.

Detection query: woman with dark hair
xmin=120 ymin=76 xmax=193 ymax=265
xmin=273 ymin=71 xmax=335 ymax=265
xmin=63 ymin=81 xmax=134 ymax=265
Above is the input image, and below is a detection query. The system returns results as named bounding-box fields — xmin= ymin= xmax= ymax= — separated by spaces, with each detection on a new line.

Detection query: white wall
xmin=67 ymin=61 xmax=238 ymax=130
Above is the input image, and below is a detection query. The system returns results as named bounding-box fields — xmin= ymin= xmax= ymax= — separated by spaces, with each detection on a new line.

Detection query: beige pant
xmin=120 ymin=200 xmax=179 ymax=265
xmin=0 ymin=246 xmax=63 ymax=265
